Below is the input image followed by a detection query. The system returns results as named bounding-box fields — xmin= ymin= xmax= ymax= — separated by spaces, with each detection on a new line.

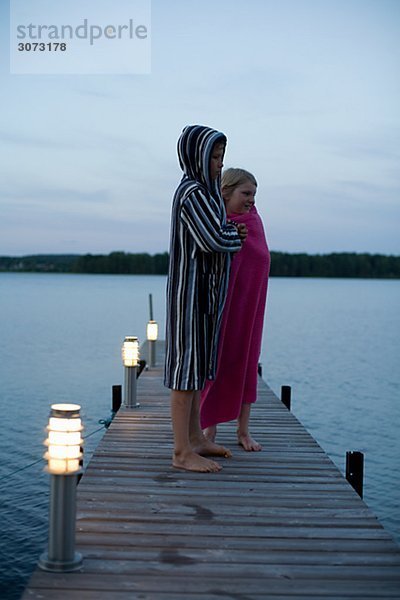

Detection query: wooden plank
xmin=75 ymin=547 xmax=400 ymax=566
xmin=77 ymin=531 xmax=398 ymax=552
xmin=19 ymin=593 xmax=400 ymax=600
xmin=23 ymin=572 xmax=400 ymax=598
xmin=22 ymin=341 xmax=400 ymax=599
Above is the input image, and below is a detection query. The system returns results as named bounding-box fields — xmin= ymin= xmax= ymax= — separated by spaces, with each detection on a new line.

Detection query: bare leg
xmin=191 ymin=392 xmax=232 ymax=458
xmin=203 ymin=424 xmax=217 ymax=443
xmin=170 ymin=390 xmax=221 ymax=472
xmin=237 ymin=402 xmax=262 ymax=452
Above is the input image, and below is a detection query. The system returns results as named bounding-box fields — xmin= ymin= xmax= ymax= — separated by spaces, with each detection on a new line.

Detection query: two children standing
xmin=165 ymin=125 xmax=270 ymax=472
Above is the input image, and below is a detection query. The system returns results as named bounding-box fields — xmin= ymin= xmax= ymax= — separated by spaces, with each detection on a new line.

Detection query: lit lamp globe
xmin=147 ymin=320 xmax=158 ymax=341
xmin=45 ymin=403 xmax=83 ymax=475
xmin=122 ymin=336 xmax=139 ymax=367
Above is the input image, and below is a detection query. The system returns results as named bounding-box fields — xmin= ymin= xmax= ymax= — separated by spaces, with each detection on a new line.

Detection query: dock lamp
xmin=122 ymin=336 xmax=140 ymax=408
xmin=39 ymin=403 xmax=84 ymax=573
xmin=147 ymin=320 xmax=158 ymax=368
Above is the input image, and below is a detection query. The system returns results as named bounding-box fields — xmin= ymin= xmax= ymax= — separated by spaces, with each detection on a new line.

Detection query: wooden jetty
xmin=23 ymin=342 xmax=400 ymax=599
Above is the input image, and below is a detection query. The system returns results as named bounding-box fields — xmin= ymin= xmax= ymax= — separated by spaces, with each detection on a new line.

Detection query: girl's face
xmin=224 ymin=181 xmax=257 ymax=214
xmin=210 ymin=144 xmax=225 ymax=180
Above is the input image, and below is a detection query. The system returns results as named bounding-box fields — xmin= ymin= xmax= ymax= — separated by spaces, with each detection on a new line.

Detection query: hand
xmin=236 ymin=223 xmax=248 ymax=242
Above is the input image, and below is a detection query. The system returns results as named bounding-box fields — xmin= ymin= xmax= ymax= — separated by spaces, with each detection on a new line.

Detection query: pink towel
xmin=200 ymin=206 xmax=270 ymax=428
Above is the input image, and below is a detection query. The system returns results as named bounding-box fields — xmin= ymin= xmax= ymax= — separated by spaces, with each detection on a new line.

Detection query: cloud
xmin=0 ymin=129 xmax=73 ymax=149
xmin=321 ymin=128 xmax=400 ymax=161
xmin=0 ymin=183 xmax=111 ymax=206
xmin=0 ymin=201 xmax=170 ymax=255
xmin=73 ymin=87 xmax=116 ymax=99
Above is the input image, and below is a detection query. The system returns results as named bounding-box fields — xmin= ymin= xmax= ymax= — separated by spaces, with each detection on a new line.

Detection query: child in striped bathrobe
xmin=164 ymin=125 xmax=246 ymax=472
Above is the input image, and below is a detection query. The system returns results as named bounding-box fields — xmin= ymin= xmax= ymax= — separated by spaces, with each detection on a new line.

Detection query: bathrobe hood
xmin=177 ymin=125 xmax=227 ymax=193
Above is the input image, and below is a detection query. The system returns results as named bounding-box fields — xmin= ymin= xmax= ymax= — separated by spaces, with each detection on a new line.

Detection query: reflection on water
xmin=0 ymin=274 xmax=399 ymax=599
xmin=262 ymin=277 xmax=400 ymax=547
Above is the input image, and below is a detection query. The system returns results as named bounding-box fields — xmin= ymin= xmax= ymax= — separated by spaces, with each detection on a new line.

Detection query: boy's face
xmin=210 ymin=143 xmax=225 ymax=180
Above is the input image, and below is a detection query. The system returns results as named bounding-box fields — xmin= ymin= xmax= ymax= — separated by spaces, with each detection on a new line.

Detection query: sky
xmin=0 ymin=0 xmax=399 ymax=256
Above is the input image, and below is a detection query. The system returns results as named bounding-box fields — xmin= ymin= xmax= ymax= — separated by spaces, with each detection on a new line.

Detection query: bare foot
xmin=238 ymin=432 xmax=262 ymax=452
xmin=172 ymin=450 xmax=222 ymax=472
xmin=193 ymin=438 xmax=232 ymax=458
xmin=202 ymin=425 xmax=217 ymax=442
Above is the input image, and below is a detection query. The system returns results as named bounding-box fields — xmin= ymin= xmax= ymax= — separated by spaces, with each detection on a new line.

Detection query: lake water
xmin=0 ymin=273 xmax=399 ymax=599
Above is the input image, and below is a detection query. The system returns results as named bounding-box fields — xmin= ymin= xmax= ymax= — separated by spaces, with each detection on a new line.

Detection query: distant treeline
xmin=0 ymin=252 xmax=169 ymax=275
xmin=269 ymin=252 xmax=400 ymax=278
xmin=73 ymin=252 xmax=169 ymax=274
xmin=1 ymin=251 xmax=399 ymax=278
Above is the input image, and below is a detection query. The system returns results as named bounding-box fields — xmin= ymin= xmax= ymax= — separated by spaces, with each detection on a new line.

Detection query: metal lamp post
xmin=39 ymin=403 xmax=84 ymax=573
xmin=122 ymin=336 xmax=140 ymax=408
xmin=147 ymin=320 xmax=158 ymax=368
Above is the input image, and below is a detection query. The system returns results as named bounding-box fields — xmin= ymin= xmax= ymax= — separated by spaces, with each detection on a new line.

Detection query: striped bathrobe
xmin=164 ymin=126 xmax=242 ymax=391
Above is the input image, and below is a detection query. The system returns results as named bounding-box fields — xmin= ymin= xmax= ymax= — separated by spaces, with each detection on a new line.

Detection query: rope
xmin=84 ymin=424 xmax=107 ymax=439
xmin=2 ymin=457 xmax=43 ymax=479
xmin=0 ymin=413 xmax=115 ymax=484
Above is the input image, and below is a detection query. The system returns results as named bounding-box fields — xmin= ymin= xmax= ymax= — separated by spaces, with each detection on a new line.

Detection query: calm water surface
xmin=0 ymin=273 xmax=399 ymax=599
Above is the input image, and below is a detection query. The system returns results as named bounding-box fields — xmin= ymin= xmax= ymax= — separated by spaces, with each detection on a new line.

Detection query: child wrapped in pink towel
xmin=200 ymin=168 xmax=271 ymax=451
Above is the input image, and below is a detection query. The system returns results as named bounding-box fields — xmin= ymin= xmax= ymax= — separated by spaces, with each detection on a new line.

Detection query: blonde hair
xmin=221 ymin=168 xmax=257 ymax=200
